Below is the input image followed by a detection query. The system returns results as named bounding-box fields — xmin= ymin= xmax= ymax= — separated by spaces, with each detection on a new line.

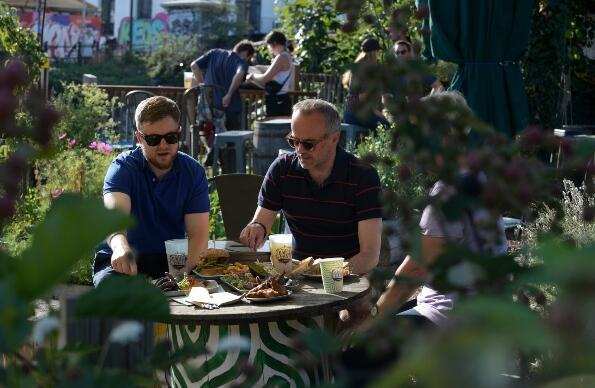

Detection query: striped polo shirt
xmin=258 ymin=146 xmax=382 ymax=259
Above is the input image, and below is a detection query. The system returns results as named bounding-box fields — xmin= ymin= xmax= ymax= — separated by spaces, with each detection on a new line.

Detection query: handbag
xmin=345 ymin=72 xmax=360 ymax=111
xmin=264 ymin=71 xmax=291 ymax=95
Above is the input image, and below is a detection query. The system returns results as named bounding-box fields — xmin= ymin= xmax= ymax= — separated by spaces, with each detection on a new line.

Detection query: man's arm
xmin=184 ymin=212 xmax=209 ymax=272
xmin=375 ymin=235 xmax=444 ymax=316
xmin=190 ymin=61 xmax=203 ymax=85
xmin=222 ymin=69 xmax=246 ymax=108
xmin=104 ymin=192 xmax=137 ymax=275
xmin=239 ymin=206 xmax=278 ymax=251
xmin=347 ymin=218 xmax=382 ymax=275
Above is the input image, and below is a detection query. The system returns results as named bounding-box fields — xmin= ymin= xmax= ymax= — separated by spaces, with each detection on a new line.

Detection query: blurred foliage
xmin=0 ymin=4 xmax=46 ymax=83
xmin=51 ymin=83 xmax=120 ymax=147
xmin=144 ymin=34 xmax=201 ymax=86
xmin=523 ymin=0 xmax=595 ymax=129
xmin=354 ymin=125 xmax=429 ymax=218
xmin=278 ymin=0 xmax=419 ymax=74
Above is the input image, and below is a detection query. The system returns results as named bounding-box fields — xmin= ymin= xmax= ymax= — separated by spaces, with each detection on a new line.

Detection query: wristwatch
xmin=370 ymin=303 xmax=379 ymax=318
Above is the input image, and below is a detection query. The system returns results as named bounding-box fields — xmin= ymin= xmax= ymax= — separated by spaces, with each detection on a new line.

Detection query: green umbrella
xmin=427 ymin=0 xmax=533 ymax=137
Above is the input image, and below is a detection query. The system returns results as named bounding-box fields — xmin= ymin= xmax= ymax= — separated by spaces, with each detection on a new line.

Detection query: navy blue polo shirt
xmin=194 ymin=48 xmax=249 ymax=113
xmin=259 ymin=147 xmax=382 ymax=259
xmin=99 ymin=147 xmax=209 ymax=256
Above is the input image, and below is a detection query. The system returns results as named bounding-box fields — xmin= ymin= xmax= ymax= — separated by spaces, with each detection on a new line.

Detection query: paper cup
xmin=319 ymin=258 xmax=344 ymax=293
xmin=269 ymin=234 xmax=293 ymax=274
xmin=164 ymin=239 xmax=188 ymax=281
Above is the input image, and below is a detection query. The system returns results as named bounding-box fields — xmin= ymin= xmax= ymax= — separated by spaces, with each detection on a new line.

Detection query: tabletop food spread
xmin=155 ymin=247 xmax=361 ymax=308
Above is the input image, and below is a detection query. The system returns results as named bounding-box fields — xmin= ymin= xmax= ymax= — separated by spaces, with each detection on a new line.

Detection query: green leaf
xmin=75 ymin=275 xmax=169 ymax=322
xmin=0 ymin=283 xmax=32 ymax=353
xmin=14 ymin=194 xmax=132 ymax=300
xmin=0 ymin=251 xmax=16 ymax=280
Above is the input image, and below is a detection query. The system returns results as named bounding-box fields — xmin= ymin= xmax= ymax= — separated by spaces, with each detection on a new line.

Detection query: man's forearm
xmin=376 ymin=255 xmax=427 ymax=315
xmin=186 ymin=234 xmax=208 ymax=271
xmin=346 ymin=251 xmax=379 ymax=275
xmin=108 ymin=232 xmax=131 ymax=252
xmin=227 ymin=72 xmax=245 ymax=97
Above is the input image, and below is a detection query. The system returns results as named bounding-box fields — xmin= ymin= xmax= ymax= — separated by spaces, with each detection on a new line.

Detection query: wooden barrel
xmin=253 ymin=118 xmax=292 ymax=176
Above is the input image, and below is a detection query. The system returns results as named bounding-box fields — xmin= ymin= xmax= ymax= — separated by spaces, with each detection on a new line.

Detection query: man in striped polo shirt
xmin=240 ymin=99 xmax=382 ymax=274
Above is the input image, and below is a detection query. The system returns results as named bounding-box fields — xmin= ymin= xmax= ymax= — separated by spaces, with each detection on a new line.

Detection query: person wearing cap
xmin=342 ymin=37 xmax=390 ymax=132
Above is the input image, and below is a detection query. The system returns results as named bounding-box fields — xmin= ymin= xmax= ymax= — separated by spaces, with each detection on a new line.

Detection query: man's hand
xmin=110 ymin=245 xmax=137 ymax=275
xmin=337 ymin=302 xmax=373 ymax=334
xmin=222 ymin=93 xmax=231 ymax=108
xmin=239 ymin=223 xmax=266 ymax=251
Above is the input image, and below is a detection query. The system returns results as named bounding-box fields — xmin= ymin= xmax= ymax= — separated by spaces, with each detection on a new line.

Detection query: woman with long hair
xmin=247 ymin=30 xmax=294 ymax=117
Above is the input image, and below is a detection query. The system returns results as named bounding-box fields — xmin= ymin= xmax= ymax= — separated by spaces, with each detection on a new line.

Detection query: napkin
xmin=186 ymin=287 xmax=243 ymax=307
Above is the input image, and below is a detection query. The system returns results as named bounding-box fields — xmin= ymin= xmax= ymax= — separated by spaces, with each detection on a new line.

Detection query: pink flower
xmin=96 ymin=141 xmax=113 ymax=155
xmin=51 ymin=188 xmax=65 ymax=199
xmin=89 ymin=141 xmax=97 ymax=149
xmin=68 ymin=139 xmax=76 ymax=146
xmin=58 ymin=133 xmax=67 ymax=140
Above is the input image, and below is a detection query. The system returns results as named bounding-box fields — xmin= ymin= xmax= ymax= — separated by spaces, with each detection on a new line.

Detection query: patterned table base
xmin=169 ymin=316 xmax=326 ymax=387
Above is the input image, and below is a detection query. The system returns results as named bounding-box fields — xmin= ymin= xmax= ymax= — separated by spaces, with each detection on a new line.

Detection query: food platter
xmin=245 ymin=290 xmax=293 ymax=303
xmin=220 ymin=273 xmax=261 ymax=293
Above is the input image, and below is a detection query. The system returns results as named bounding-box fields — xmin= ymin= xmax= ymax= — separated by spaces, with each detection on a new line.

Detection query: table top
xmin=166 ymin=276 xmax=370 ymax=325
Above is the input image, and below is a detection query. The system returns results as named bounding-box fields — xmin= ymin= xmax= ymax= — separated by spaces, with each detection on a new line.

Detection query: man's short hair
xmin=233 ymin=40 xmax=255 ymax=57
xmin=135 ymin=96 xmax=180 ymax=131
xmin=421 ymin=90 xmax=469 ymax=110
xmin=292 ymin=99 xmax=341 ymax=134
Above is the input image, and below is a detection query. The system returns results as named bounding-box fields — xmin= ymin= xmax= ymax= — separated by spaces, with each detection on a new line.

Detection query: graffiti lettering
xmin=118 ymin=13 xmax=169 ymax=50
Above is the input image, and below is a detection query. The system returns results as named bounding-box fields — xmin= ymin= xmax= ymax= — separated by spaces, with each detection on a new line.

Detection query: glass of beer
xmin=268 ymin=234 xmax=293 ymax=274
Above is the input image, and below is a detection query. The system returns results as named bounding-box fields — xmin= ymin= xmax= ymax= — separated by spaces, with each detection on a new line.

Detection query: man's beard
xmin=141 ymin=147 xmax=176 ymax=171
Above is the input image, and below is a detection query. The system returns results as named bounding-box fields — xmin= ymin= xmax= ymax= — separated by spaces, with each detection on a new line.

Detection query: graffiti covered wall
xmin=117 ymin=12 xmax=169 ymax=50
xmin=19 ymin=12 xmax=101 ymax=59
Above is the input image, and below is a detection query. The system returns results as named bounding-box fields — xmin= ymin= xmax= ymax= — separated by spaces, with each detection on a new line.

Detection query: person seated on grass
xmin=93 ymin=96 xmax=210 ymax=286
xmin=239 ymin=98 xmax=383 ymax=276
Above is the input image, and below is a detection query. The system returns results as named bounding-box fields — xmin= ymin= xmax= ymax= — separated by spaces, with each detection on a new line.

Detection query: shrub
xmin=49 ymin=55 xmax=151 ymax=91
xmin=353 ymin=125 xmax=429 ymax=218
xmin=51 ymin=83 xmax=121 ymax=147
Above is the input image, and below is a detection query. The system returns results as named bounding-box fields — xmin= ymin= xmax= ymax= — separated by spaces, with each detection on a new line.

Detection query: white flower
xmin=108 ymin=321 xmax=144 ymax=345
xmin=32 ymin=316 xmax=60 ymax=344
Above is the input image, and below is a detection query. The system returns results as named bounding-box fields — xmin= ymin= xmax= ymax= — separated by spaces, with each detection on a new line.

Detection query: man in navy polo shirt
xmin=190 ymin=39 xmax=255 ymax=131
xmin=239 ymin=99 xmax=383 ymax=275
xmin=92 ymin=96 xmax=210 ymax=286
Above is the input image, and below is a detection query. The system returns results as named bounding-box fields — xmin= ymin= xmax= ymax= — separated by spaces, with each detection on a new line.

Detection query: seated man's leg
xmin=92 ymin=252 xmax=121 ymax=287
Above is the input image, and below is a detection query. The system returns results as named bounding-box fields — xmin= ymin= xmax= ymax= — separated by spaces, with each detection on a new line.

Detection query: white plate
xmin=163 ymin=279 xmax=219 ymax=296
xmin=245 ymin=290 xmax=292 ymax=303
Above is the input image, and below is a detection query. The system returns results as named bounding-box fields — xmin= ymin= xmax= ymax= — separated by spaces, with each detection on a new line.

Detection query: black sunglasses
xmin=137 ymin=129 xmax=181 ymax=146
xmin=286 ymin=133 xmax=329 ymax=151
xmin=395 ymin=49 xmax=409 ymax=56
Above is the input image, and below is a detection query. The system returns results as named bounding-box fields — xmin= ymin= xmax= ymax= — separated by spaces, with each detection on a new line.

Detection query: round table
xmin=166 ymin=276 xmax=370 ymax=387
